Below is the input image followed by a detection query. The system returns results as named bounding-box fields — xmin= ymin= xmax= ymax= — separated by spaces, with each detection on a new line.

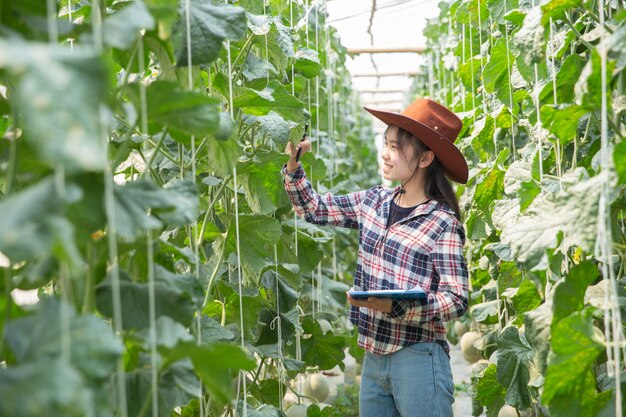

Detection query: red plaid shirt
xmin=282 ymin=164 xmax=468 ymax=355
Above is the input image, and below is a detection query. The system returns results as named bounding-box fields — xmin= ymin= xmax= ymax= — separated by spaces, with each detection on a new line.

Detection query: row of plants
xmin=0 ymin=0 xmax=378 ymax=416
xmin=415 ymin=0 xmax=626 ymax=416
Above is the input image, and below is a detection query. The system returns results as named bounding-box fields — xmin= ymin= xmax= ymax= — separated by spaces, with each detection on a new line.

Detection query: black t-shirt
xmin=387 ymin=199 xmax=420 ymax=228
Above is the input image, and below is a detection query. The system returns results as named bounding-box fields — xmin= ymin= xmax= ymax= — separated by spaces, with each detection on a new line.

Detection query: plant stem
xmin=564 ymin=13 xmax=595 ymax=51
xmin=231 ymin=34 xmax=254 ymax=70
xmin=82 ymin=240 xmax=95 ymax=314
xmin=202 ymin=245 xmax=225 ymax=308
xmin=197 ymin=175 xmax=231 ymax=248
xmin=146 ymin=138 xmax=178 ymax=165
xmin=136 ymin=148 xmax=163 ymax=186
xmin=2 ymin=266 xmax=12 ymax=361
xmin=140 ymin=128 xmax=168 ymax=180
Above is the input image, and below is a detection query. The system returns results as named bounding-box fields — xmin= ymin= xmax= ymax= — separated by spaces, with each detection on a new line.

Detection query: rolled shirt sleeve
xmin=386 ymin=220 xmax=469 ymax=323
xmin=281 ymin=163 xmax=368 ymax=230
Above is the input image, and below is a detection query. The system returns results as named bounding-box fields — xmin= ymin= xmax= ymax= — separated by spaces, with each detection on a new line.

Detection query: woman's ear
xmin=419 ymin=150 xmax=435 ymax=168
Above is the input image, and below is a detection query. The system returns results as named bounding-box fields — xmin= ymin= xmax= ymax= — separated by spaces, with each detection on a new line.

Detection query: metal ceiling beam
xmin=348 ymin=47 xmax=424 ymax=54
xmin=352 ymin=71 xmax=418 ymax=77
xmin=358 ymin=89 xmax=407 ymax=94
xmin=362 ymin=98 xmax=404 ymax=104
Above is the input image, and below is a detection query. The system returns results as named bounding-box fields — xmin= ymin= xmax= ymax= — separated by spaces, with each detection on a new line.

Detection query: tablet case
xmin=348 ymin=288 xmax=426 ymax=300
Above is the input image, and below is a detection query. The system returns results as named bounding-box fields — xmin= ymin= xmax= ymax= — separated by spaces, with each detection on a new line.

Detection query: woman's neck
xmin=396 ymin=175 xmax=429 ymax=207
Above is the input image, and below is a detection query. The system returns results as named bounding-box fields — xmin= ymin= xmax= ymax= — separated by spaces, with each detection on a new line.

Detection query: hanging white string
xmin=263 ymin=0 xmax=270 ymax=83
xmin=324 ymin=0 xmax=338 ymax=287
xmin=67 ymin=0 xmax=74 ymax=51
xmin=46 ymin=0 xmax=72 ymax=367
xmin=531 ymin=0 xmax=544 ymax=183
xmin=461 ymin=23 xmax=466 ymax=112
xmin=146 ymin=228 xmax=159 ymax=417
xmin=271 ymin=243 xmax=285 ymax=410
xmin=448 ymin=20 xmax=455 ymax=108
xmin=597 ymin=1 xmax=624 ymax=414
xmin=92 ymin=0 xmax=128 ymax=414
xmin=183 ymin=2 xmax=205 ymax=415
xmin=233 ymin=168 xmax=248 ymax=417
xmin=468 ymin=16 xmax=476 ymax=121
xmin=502 ymin=2 xmax=516 ymax=160
xmin=476 ymin=0 xmax=487 ymax=116
xmin=136 ymin=25 xmax=160 ymax=417
xmin=548 ymin=18 xmax=563 ymax=187
xmin=428 ymin=53 xmax=435 ymax=99
xmin=290 ymin=0 xmax=295 ymax=96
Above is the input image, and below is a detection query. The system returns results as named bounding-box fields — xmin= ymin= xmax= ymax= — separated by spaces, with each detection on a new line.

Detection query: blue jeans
xmin=359 ymin=342 xmax=455 ymax=417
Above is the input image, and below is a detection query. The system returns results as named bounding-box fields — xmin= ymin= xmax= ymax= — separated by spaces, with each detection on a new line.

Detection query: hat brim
xmin=364 ymin=106 xmax=469 ymax=184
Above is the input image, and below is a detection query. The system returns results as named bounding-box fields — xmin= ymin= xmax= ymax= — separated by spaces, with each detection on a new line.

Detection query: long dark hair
xmin=387 ymin=125 xmax=462 ymax=220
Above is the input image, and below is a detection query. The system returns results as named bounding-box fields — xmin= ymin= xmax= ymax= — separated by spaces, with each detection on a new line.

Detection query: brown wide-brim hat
xmin=364 ymin=98 xmax=469 ymax=184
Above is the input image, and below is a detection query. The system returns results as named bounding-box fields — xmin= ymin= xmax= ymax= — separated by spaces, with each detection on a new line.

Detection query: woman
xmin=281 ymin=98 xmax=469 ymax=417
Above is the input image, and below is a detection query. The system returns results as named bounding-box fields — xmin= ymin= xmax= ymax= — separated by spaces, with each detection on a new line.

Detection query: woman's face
xmin=381 ymin=127 xmax=418 ymax=182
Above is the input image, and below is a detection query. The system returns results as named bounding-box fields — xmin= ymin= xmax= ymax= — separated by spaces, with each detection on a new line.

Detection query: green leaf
xmin=524 ymin=303 xmax=552 ymax=373
xmin=498 ymin=174 xmax=601 ymax=267
xmin=471 ymin=300 xmax=499 ymax=324
xmin=0 ymin=178 xmax=82 ymax=263
xmin=254 ymin=308 xmax=295 ymax=346
xmin=543 ymin=309 xmax=608 ymax=416
xmin=138 ymin=316 xmax=194 ymax=350
xmin=511 ymin=6 xmax=545 ymax=66
xmin=244 ymin=111 xmax=297 ymax=149
xmin=468 ymin=116 xmax=496 ymax=163
xmin=234 ymin=79 xmax=305 ymax=122
xmin=552 ymin=260 xmax=599 ymax=324
xmin=260 ymin=265 xmax=301 ymax=312
xmin=294 ymin=48 xmax=322 ymax=78
xmin=575 ymin=50 xmax=616 ymax=111
xmin=614 ymin=139 xmax=626 ymax=185
xmin=95 ymin=266 xmax=203 ymax=330
xmin=540 ymin=0 xmax=582 ymax=25
xmin=238 ymin=150 xmax=292 ymax=214
xmin=259 ymin=16 xmax=295 ymax=72
xmin=173 ymin=0 xmax=247 ymax=66
xmin=539 ymin=54 xmax=583 ymax=104
xmin=474 ymin=167 xmax=505 ymax=212
xmin=0 ymin=359 xmax=94 ymax=417
xmin=242 ymin=52 xmax=277 ymax=81
xmin=483 ymin=38 xmax=514 ymax=104
xmin=163 ymin=342 xmax=256 ymax=403
xmin=145 ymin=81 xmax=220 ymax=137
xmin=213 ymin=214 xmax=282 ymax=284
xmin=486 ymin=0 xmax=518 ymax=24
xmin=540 ymin=104 xmax=588 ymax=145
xmin=510 ymin=279 xmax=542 ymax=325
xmin=496 ymin=326 xmax=533 ymax=409
xmin=113 ymin=179 xmax=198 ymax=239
xmin=191 ymin=315 xmax=236 ymax=345
xmin=203 ymin=135 xmax=241 ymax=177
xmin=5 ymin=298 xmax=122 ymax=380
xmin=125 ymin=359 xmax=199 ymax=417
xmin=518 ymin=179 xmax=541 ymax=212
xmin=0 ymin=41 xmax=108 ymax=172
xmin=103 ymin=1 xmax=156 ymax=49
xmin=295 ymin=317 xmax=346 ymax=371
xmin=475 ymin=365 xmax=506 ymax=415
xmin=277 ymin=224 xmax=326 ymax=274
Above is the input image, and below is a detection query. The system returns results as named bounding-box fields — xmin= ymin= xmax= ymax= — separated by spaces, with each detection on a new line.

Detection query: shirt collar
xmin=384 ymin=186 xmax=455 ymax=219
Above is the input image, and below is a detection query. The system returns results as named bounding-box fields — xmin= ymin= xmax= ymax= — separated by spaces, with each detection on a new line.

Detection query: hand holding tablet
xmin=348 ymin=286 xmax=426 ymax=300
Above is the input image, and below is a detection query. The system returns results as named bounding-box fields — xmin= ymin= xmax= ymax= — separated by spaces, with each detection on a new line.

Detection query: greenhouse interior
xmin=0 ymin=0 xmax=625 ymax=416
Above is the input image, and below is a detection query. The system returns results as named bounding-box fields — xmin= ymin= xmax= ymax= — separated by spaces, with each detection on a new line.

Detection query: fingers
xmin=345 ymin=292 xmax=393 ymax=313
xmin=285 ymin=140 xmax=312 ymax=159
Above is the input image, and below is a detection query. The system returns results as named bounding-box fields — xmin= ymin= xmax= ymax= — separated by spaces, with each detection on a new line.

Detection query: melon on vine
xmin=460 ymin=331 xmax=482 ymax=363
xmin=286 ymin=403 xmax=309 ymax=417
xmin=454 ymin=320 xmax=469 ymax=338
xmin=303 ymin=372 xmax=330 ymax=403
